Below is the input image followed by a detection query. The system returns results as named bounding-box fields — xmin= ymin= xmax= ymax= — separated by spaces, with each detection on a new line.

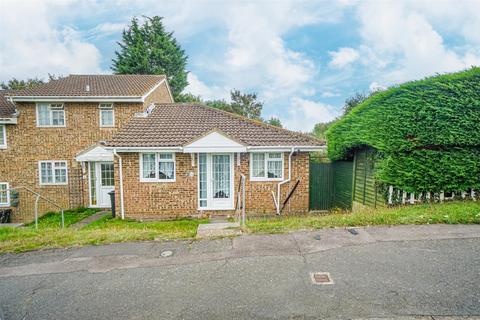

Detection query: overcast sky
xmin=1 ymin=0 xmax=479 ymax=131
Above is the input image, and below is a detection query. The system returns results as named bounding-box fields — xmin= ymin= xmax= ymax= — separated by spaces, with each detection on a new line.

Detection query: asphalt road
xmin=0 ymin=225 xmax=479 ymax=319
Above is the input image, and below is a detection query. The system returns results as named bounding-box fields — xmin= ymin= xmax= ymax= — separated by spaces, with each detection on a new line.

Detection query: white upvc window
xmin=99 ymin=103 xmax=115 ymax=127
xmin=250 ymin=152 xmax=284 ymax=181
xmin=140 ymin=153 xmax=176 ymax=182
xmin=39 ymin=161 xmax=68 ymax=185
xmin=0 ymin=125 xmax=6 ymax=149
xmin=36 ymin=103 xmax=65 ymax=127
xmin=0 ymin=182 xmax=9 ymax=207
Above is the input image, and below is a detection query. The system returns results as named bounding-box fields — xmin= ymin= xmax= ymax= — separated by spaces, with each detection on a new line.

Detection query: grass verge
xmin=0 ymin=210 xmax=208 ymax=254
xmin=246 ymin=201 xmax=480 ymax=234
xmin=1 ymin=201 xmax=478 ymax=253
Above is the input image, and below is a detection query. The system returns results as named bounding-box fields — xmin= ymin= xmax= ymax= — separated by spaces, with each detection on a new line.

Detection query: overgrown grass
xmin=25 ymin=207 xmax=99 ymax=229
xmin=1 ymin=201 xmax=479 ymax=253
xmin=246 ymin=201 xmax=480 ymax=234
xmin=0 ymin=209 xmax=208 ymax=253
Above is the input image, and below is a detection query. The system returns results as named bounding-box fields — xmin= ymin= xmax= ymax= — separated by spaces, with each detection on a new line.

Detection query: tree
xmin=229 ymin=89 xmax=263 ymax=119
xmin=112 ymin=16 xmax=188 ymax=98
xmin=343 ymin=92 xmax=367 ymax=115
xmin=266 ymin=117 xmax=282 ymax=127
xmin=312 ymin=121 xmax=334 ymax=140
xmin=1 ymin=78 xmax=44 ymax=90
xmin=175 ymin=93 xmax=201 ymax=103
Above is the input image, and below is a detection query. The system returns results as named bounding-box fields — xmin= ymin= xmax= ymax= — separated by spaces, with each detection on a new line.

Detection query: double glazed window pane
xmin=159 ymin=161 xmax=174 ymax=180
xmin=267 ymin=160 xmax=282 ymax=178
xmin=0 ymin=184 xmax=8 ymax=204
xmin=252 ymin=153 xmax=265 ymax=177
xmin=51 ymin=110 xmax=65 ymax=126
xmin=38 ymin=105 xmax=50 ymax=126
xmin=41 ymin=162 xmax=53 ymax=183
xmin=142 ymin=154 xmax=156 ymax=179
xmin=101 ymin=163 xmax=114 ymax=186
xmin=100 ymin=110 xmax=114 ymax=127
xmin=0 ymin=125 xmax=5 ymax=146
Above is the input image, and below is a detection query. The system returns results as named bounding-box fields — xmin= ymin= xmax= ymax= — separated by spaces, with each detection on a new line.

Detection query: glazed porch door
xmin=198 ymin=153 xmax=234 ymax=210
xmin=89 ymin=162 xmax=114 ymax=208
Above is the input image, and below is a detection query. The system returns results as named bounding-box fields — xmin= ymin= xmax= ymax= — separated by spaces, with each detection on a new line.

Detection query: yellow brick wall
xmin=114 ymin=152 xmax=310 ymax=219
xmin=0 ymin=82 xmax=172 ymax=222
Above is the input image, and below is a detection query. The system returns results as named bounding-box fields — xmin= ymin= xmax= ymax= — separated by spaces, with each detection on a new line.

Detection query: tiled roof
xmin=8 ymin=74 xmax=166 ymax=97
xmin=0 ymin=91 xmax=16 ymax=117
xmin=105 ymin=103 xmax=325 ymax=148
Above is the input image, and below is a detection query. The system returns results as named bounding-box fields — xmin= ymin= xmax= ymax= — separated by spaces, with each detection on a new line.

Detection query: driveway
xmin=0 ymin=224 xmax=479 ymax=319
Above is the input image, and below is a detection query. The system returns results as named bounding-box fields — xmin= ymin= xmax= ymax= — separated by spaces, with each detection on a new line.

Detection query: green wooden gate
xmin=309 ymin=161 xmax=353 ymax=210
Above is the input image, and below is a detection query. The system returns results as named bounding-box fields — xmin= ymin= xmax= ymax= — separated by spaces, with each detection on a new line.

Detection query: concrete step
xmin=196 ymin=222 xmax=241 ymax=238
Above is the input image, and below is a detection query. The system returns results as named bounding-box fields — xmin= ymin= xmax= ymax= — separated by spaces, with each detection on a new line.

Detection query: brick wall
xmin=0 ymin=82 xmax=172 ymax=222
xmin=114 ymin=152 xmax=310 ymax=219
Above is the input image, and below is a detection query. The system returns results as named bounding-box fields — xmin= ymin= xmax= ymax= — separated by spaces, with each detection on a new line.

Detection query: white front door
xmin=89 ymin=161 xmax=114 ymax=208
xmin=198 ymin=153 xmax=234 ymax=210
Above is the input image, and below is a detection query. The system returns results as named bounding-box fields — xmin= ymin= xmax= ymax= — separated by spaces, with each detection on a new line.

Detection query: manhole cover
xmin=310 ymin=272 xmax=334 ymax=285
xmin=347 ymin=228 xmax=359 ymax=235
xmin=160 ymin=250 xmax=173 ymax=257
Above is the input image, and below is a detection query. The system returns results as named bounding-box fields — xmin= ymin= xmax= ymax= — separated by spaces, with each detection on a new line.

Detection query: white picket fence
xmin=387 ymin=186 xmax=477 ymax=206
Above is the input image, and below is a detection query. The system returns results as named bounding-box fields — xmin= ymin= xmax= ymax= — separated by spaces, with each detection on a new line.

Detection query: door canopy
xmin=183 ymin=130 xmax=246 ymax=153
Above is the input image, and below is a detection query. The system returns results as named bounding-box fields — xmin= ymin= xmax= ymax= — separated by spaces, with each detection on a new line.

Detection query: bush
xmin=326 ymin=67 xmax=480 ymax=193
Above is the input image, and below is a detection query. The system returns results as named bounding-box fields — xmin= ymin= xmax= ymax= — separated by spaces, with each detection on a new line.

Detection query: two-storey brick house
xmin=1 ymin=74 xmax=325 ymax=222
xmin=0 ymin=75 xmax=173 ymax=221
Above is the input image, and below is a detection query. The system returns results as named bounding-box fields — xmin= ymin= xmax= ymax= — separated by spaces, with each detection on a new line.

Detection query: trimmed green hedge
xmin=327 ymin=67 xmax=480 ymax=193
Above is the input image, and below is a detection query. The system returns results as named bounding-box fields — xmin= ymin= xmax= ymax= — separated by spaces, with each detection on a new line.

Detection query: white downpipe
xmin=276 ymin=148 xmax=295 ymax=215
xmin=113 ymin=149 xmax=125 ymax=220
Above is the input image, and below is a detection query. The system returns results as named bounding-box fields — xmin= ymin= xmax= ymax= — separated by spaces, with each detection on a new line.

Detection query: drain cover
xmin=160 ymin=250 xmax=173 ymax=257
xmin=347 ymin=228 xmax=359 ymax=235
xmin=310 ymin=272 xmax=333 ymax=285
xmin=314 ymin=234 xmax=321 ymax=241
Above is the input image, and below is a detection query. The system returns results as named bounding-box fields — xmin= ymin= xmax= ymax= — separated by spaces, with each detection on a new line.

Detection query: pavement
xmin=70 ymin=210 xmax=111 ymax=229
xmin=0 ymin=224 xmax=479 ymax=319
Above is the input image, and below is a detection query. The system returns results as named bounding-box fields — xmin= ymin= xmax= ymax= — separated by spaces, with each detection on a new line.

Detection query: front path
xmin=0 ymin=224 xmax=479 ymax=319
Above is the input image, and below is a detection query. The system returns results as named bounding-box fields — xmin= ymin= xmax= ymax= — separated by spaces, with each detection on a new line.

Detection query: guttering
xmin=275 ymin=147 xmax=295 ymax=215
xmin=113 ymin=149 xmax=125 ymax=220
xmin=247 ymin=145 xmax=325 ymax=152
xmin=104 ymin=145 xmax=325 ymax=153
xmin=11 ymin=96 xmax=144 ymax=103
xmin=0 ymin=117 xmax=17 ymax=124
xmin=105 ymin=146 xmax=183 ymax=153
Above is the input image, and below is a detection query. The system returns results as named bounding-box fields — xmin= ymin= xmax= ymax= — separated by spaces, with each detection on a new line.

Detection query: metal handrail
xmin=4 ymin=186 xmax=65 ymax=229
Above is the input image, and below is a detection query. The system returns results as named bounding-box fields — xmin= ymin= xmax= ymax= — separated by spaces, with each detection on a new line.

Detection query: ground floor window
xmin=140 ymin=153 xmax=176 ymax=182
xmin=39 ymin=161 xmax=68 ymax=185
xmin=0 ymin=125 xmax=6 ymax=148
xmin=250 ymin=152 xmax=284 ymax=181
xmin=0 ymin=182 xmax=9 ymax=206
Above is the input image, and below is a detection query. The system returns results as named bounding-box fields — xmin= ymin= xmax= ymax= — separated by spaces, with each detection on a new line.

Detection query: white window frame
xmin=38 ymin=160 xmax=69 ymax=185
xmin=249 ymin=152 xmax=284 ymax=181
xmin=99 ymin=103 xmax=115 ymax=127
xmin=0 ymin=182 xmax=10 ymax=207
xmin=36 ymin=103 xmax=66 ymax=127
xmin=139 ymin=153 xmax=176 ymax=182
xmin=0 ymin=125 xmax=6 ymax=149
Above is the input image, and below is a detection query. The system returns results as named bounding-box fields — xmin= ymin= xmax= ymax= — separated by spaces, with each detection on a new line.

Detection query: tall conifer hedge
xmin=327 ymin=67 xmax=480 ymax=193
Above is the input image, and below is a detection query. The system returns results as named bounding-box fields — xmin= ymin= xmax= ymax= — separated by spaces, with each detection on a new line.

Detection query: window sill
xmin=36 ymin=125 xmax=66 ymax=128
xmin=0 ymin=204 xmax=10 ymax=208
xmin=39 ymin=183 xmax=68 ymax=186
xmin=139 ymin=179 xmax=176 ymax=183
xmin=250 ymin=177 xmax=284 ymax=182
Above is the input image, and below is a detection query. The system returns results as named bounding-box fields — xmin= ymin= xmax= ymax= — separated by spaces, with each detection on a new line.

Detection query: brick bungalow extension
xmin=0 ymin=75 xmax=324 ymax=221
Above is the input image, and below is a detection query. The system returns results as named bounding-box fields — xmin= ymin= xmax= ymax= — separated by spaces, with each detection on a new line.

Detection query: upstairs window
xmin=0 ymin=125 xmax=6 ymax=149
xmin=39 ymin=161 xmax=68 ymax=185
xmin=140 ymin=153 xmax=176 ymax=182
xmin=0 ymin=182 xmax=9 ymax=207
xmin=250 ymin=152 xmax=284 ymax=181
xmin=99 ymin=103 xmax=114 ymax=127
xmin=37 ymin=103 xmax=65 ymax=127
